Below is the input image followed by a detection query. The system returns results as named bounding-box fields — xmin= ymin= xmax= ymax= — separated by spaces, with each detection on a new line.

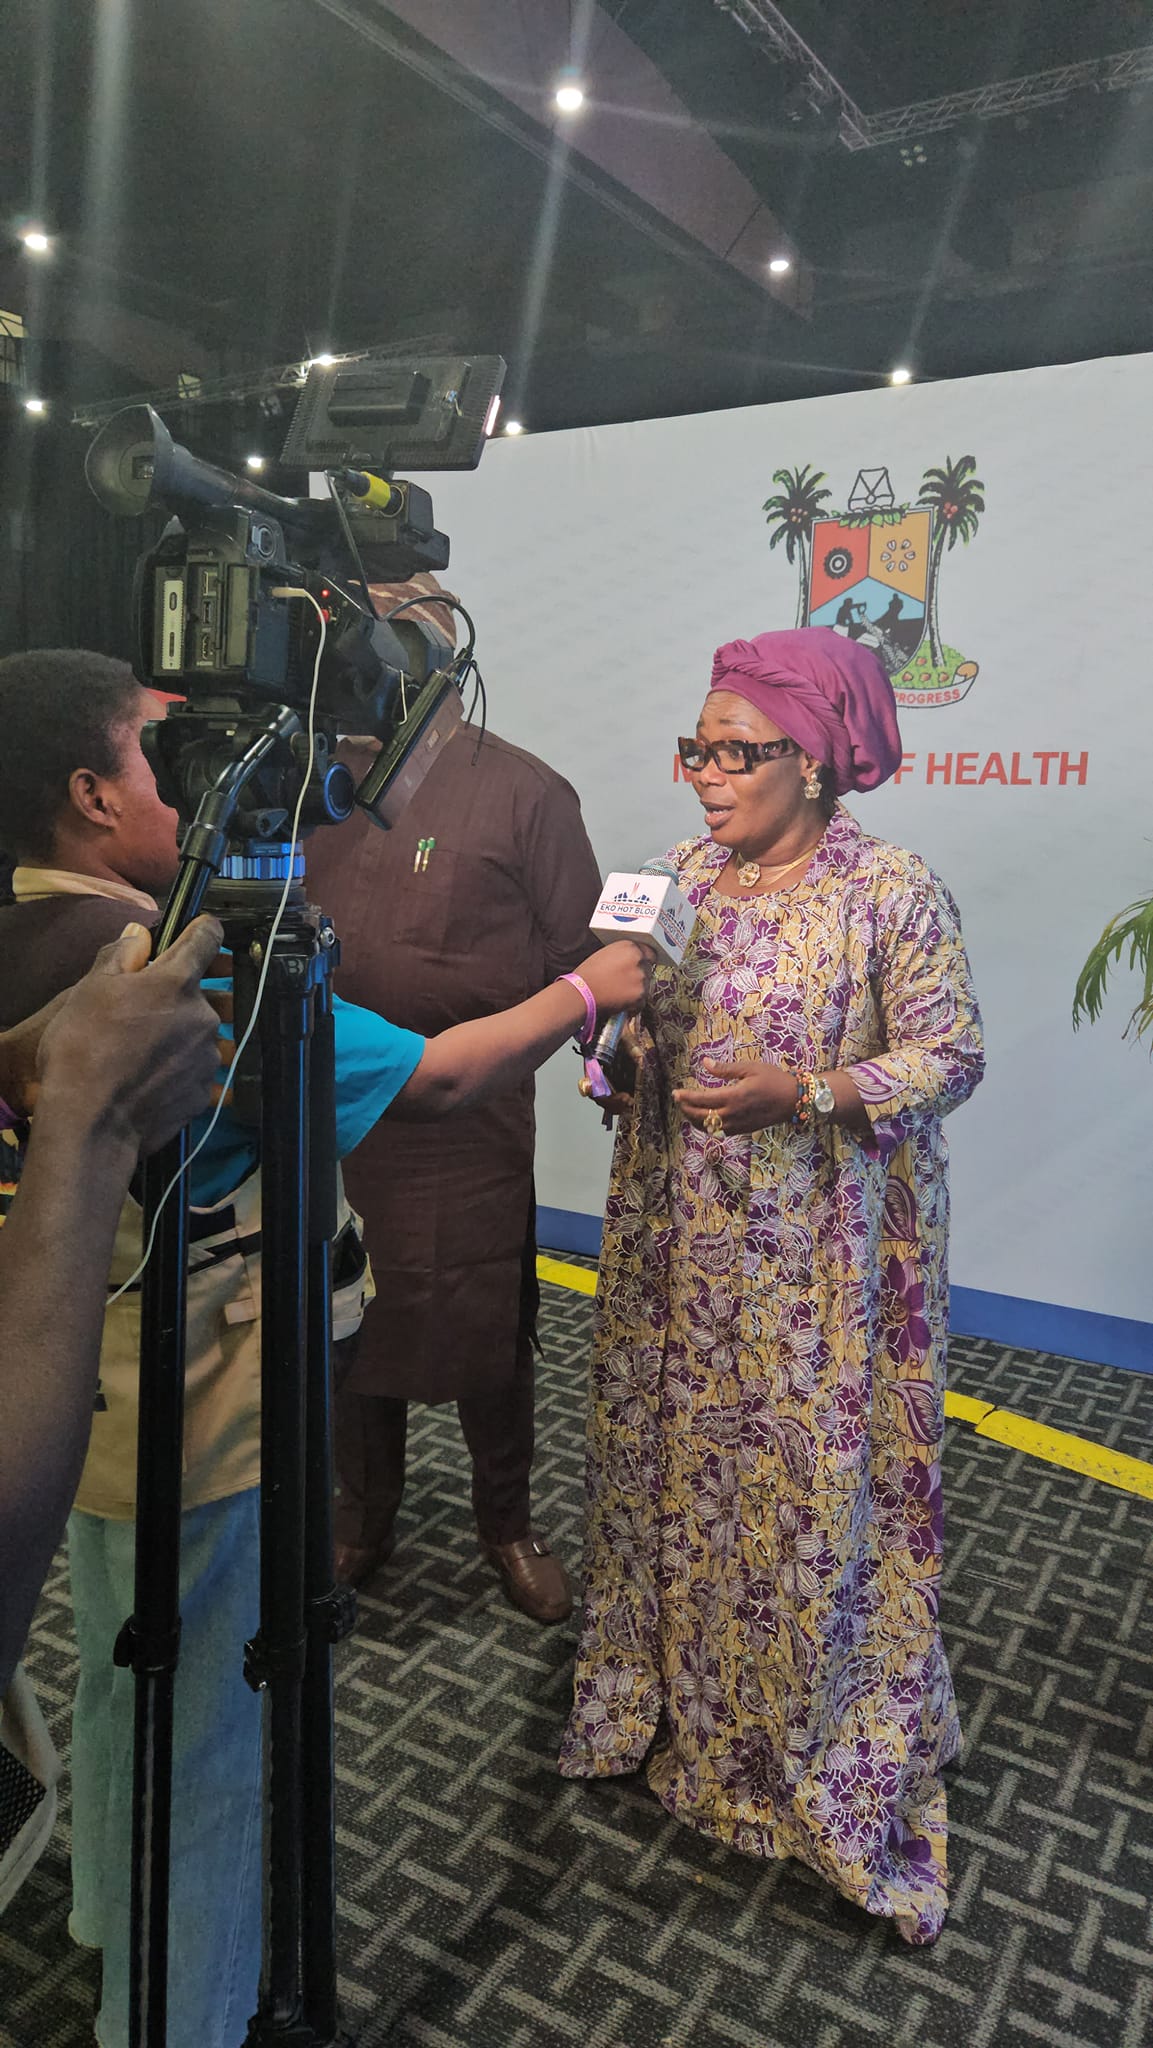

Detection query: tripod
xmin=114 ymin=721 xmax=357 ymax=2046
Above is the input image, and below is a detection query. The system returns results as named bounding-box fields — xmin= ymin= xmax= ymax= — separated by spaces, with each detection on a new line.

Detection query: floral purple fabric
xmin=559 ymin=806 xmax=985 ymax=1945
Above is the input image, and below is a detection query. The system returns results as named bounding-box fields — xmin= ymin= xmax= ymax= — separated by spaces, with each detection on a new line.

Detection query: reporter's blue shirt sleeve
xmin=329 ymin=994 xmax=424 ymax=1155
xmin=189 ymin=988 xmax=424 ymax=1207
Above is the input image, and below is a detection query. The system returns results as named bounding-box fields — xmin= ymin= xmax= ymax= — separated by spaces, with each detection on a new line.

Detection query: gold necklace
xmin=734 ymin=844 xmax=818 ymax=889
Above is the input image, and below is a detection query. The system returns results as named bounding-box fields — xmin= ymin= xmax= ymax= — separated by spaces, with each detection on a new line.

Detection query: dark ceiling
xmin=2 ymin=0 xmax=1153 ymax=460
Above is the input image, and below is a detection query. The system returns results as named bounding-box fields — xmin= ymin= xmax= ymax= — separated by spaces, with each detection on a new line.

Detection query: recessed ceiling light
xmin=245 ymin=455 xmax=266 ymax=471
xmin=504 ymin=419 xmax=525 ymax=436
xmin=768 ymin=255 xmax=792 ymax=275
xmin=554 ymin=81 xmax=586 ymax=113
xmin=889 ymin=365 xmax=913 ymax=386
xmin=310 ymin=352 xmax=336 ymax=368
xmin=22 ymin=229 xmax=50 ymax=254
xmin=24 ymin=396 xmax=46 ymax=414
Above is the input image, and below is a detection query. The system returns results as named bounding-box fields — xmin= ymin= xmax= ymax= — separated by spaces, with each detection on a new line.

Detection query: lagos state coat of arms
xmin=763 ymin=456 xmax=984 ymax=707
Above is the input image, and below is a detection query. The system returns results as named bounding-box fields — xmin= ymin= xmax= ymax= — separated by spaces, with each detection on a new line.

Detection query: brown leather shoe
xmin=334 ymin=1533 xmax=396 ymax=1589
xmin=481 ymin=1533 xmax=573 ymax=1624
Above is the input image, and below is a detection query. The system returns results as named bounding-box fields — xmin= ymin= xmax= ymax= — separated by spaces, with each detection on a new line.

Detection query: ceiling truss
xmin=714 ymin=0 xmax=1153 ymax=149
xmin=67 ymin=336 xmax=458 ymax=430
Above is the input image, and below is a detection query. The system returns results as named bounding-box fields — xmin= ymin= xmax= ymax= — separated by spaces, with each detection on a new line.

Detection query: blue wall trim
xmin=538 ymin=1205 xmax=603 ymax=1260
xmin=537 ymin=1207 xmax=1153 ymax=1375
xmin=948 ymin=1287 xmax=1152 ymax=1375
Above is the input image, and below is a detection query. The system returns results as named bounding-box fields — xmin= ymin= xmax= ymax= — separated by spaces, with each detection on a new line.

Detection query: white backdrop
xmin=409 ymin=355 xmax=1153 ymax=1367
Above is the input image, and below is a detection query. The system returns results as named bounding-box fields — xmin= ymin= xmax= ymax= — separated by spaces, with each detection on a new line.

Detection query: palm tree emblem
xmin=917 ymin=455 xmax=985 ymax=665
xmin=763 ymin=465 xmax=831 ymax=627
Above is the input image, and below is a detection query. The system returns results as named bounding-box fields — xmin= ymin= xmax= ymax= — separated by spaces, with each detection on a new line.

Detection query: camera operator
xmin=0 ymin=916 xmax=222 ymax=1696
xmin=0 ymin=646 xmax=645 ymax=2048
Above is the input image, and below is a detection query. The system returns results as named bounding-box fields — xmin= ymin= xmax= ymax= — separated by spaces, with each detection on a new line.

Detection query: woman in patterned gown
xmin=560 ymin=628 xmax=985 ymax=1946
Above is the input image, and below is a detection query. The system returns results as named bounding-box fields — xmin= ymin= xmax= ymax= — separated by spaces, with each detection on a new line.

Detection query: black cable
xmin=380 ymin=591 xmax=485 ymax=756
xmin=381 ymin=591 xmax=477 ymax=667
xmin=363 ymin=588 xmax=487 ymax=775
xmin=465 ymin=663 xmax=488 ymax=762
xmin=324 ymin=472 xmax=379 ymax=618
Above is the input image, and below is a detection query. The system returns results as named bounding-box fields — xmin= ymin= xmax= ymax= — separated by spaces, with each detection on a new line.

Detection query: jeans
xmin=68 ymin=1491 xmax=262 ymax=2048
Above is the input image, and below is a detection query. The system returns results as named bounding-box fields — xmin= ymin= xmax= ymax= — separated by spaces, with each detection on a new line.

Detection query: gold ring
xmin=577 ymin=1075 xmax=594 ymax=1099
xmin=703 ymin=1108 xmax=724 ymax=1138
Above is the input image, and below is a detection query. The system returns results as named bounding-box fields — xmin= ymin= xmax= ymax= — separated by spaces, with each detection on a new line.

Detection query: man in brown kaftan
xmin=304 ymin=580 xmax=602 ymax=1622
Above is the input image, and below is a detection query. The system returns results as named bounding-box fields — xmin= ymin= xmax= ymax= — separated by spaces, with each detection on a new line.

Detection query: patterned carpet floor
xmin=3 ymin=1277 xmax=1153 ymax=2048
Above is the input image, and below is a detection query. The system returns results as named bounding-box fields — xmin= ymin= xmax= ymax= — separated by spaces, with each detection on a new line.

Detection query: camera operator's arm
xmin=0 ymin=918 xmax=221 ymax=1692
xmin=390 ymin=939 xmax=649 ymax=1120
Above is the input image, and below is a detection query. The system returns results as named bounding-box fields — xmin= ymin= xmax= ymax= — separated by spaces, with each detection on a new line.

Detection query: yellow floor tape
xmin=537 ymin=1257 xmax=1153 ymax=1503
xmin=537 ymin=1253 xmax=597 ymax=1297
xmin=950 ymin=1399 xmax=1153 ymax=1501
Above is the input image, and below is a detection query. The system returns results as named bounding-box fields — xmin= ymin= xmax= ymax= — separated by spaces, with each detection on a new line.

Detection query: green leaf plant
xmin=1073 ymin=893 xmax=1153 ymax=1044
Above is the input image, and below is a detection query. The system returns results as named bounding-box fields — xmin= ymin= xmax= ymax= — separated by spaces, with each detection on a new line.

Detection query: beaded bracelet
xmin=557 ymin=971 xmax=598 ymax=1049
xmin=790 ymin=1072 xmax=815 ymax=1130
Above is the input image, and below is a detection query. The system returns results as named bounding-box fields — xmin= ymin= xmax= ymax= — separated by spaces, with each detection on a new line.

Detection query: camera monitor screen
xmin=279 ymin=354 xmax=505 ymax=473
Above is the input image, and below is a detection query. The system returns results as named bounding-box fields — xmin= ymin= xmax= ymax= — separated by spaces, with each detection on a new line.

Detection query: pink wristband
xmin=557 ymin=971 xmax=597 ymax=1047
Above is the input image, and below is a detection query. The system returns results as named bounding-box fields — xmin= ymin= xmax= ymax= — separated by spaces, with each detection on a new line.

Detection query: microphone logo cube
xmin=591 ymin=873 xmax=695 ymax=968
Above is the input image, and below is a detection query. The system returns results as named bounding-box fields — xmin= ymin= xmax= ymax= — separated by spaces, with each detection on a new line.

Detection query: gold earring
xmin=804 ymin=767 xmax=822 ymax=801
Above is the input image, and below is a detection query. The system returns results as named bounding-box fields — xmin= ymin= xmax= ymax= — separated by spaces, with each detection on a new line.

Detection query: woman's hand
xmin=574 ymin=940 xmax=652 ymax=1017
xmin=674 ymin=1058 xmax=798 ymax=1136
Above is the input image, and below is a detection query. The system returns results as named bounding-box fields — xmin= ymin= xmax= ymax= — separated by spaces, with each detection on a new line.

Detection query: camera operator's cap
xmin=369 ymin=571 xmax=459 ymax=651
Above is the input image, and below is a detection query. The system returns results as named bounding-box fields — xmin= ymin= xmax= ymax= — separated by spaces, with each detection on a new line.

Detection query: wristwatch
xmin=812 ymin=1075 xmax=836 ymax=1119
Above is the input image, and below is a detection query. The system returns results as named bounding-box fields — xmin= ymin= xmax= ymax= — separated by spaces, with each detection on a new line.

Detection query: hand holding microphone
xmin=568 ymin=939 xmax=653 ymax=1017
xmin=578 ymin=863 xmax=697 ymax=1116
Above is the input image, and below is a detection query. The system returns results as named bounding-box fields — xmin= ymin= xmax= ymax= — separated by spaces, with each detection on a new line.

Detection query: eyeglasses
xmin=677 ymin=735 xmax=798 ymax=775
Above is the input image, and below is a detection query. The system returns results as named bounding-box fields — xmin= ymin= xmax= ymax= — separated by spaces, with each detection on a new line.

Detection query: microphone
xmin=587 ymin=861 xmax=696 ymax=1088
xmin=341 ymin=469 xmax=405 ymax=512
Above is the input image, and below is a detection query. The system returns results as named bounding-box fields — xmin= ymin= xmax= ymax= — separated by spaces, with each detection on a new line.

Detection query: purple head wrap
xmin=708 ymin=627 xmax=903 ymax=795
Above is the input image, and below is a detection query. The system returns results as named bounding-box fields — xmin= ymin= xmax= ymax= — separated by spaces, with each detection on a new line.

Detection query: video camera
xmin=82 ymin=363 xmax=509 ymax=2041
xmin=84 ymin=352 xmax=505 ymax=839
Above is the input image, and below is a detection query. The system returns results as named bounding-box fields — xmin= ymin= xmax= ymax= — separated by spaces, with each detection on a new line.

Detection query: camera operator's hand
xmin=571 ymin=939 xmax=652 ymax=1018
xmin=0 ymin=994 xmax=68 ymax=1120
xmin=29 ymin=917 xmax=225 ymax=1154
xmin=0 ymin=914 xmax=225 ymax=1696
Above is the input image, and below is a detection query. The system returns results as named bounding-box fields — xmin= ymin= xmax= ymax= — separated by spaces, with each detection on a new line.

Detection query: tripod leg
xmin=239 ymin=911 xmax=352 ymax=2048
xmin=120 ymin=1138 xmax=190 ymax=2048
xmin=300 ymin=958 xmax=353 ymax=2037
xmin=250 ymin=949 xmax=311 ymax=2033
